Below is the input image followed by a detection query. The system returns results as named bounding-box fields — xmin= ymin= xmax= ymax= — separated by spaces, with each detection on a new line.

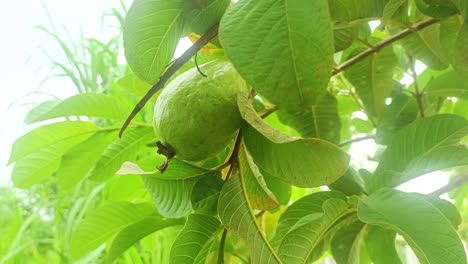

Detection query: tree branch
xmin=339 ymin=135 xmax=376 ymax=147
xmin=217 ymin=229 xmax=228 ymax=264
xmin=408 ymin=56 xmax=425 ymax=117
xmin=333 ymin=18 xmax=439 ymax=75
xmin=119 ymin=25 xmax=219 ymax=138
xmin=430 ymin=174 xmax=468 ymax=197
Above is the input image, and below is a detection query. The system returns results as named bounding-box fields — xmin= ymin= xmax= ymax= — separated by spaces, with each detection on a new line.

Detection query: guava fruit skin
xmin=153 ymin=59 xmax=247 ymax=162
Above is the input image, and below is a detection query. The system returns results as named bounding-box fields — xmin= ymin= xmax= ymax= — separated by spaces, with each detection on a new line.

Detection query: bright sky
xmin=0 ymin=2 xmax=449 ymax=193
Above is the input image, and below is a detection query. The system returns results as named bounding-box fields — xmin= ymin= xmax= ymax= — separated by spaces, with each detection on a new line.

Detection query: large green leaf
xmin=183 ymin=0 xmax=230 ymax=35
xmin=453 ymin=25 xmax=468 ymax=75
xmin=8 ymin=121 xmax=97 ymax=164
xmin=57 ymin=131 xmax=118 ymax=190
xmin=271 ymin=191 xmax=347 ymax=247
xmin=331 ymin=220 xmax=366 ymax=264
xmin=170 ymin=214 xmax=220 ymax=264
xmin=344 ymin=46 xmax=397 ymax=119
xmin=328 ymin=168 xmax=366 ymax=196
xmin=11 ymin=152 xmax=61 ymax=189
xmin=106 ymin=216 xmax=183 ymax=264
xmin=119 ymin=158 xmax=219 ymax=218
xmin=239 ymin=143 xmax=279 ymax=210
xmin=358 ymin=189 xmax=467 ymax=264
xmin=218 ymin=175 xmax=282 ymax=264
xmin=24 ymin=100 xmax=60 ymax=124
xmin=124 ymin=0 xmax=184 ymax=84
xmin=26 ymin=93 xmax=129 ymax=123
xmin=364 ymin=226 xmax=402 ymax=264
xmin=9 ymin=121 xmax=98 ymax=188
xmin=415 ymin=193 xmax=462 ymax=228
xmin=381 ymin=0 xmax=407 ymax=26
xmin=277 ymin=198 xmax=353 ymax=264
xmin=220 ymin=0 xmax=334 ymax=110
xmin=328 ymin=0 xmax=389 ymax=22
xmin=190 ymin=174 xmax=224 ymax=215
xmin=238 ymin=93 xmax=350 ymax=187
xmin=376 ymin=93 xmax=418 ymax=144
xmin=276 ymin=93 xmax=341 ymax=144
xmin=88 ymin=126 xmax=155 ymax=182
xmin=425 ymin=69 xmax=468 ymax=99
xmin=70 ymin=202 xmax=182 ymax=259
xmin=368 ymin=114 xmax=468 ymax=191
xmin=416 ymin=0 xmax=458 ymax=18
xmin=394 ymin=22 xmax=449 ymax=70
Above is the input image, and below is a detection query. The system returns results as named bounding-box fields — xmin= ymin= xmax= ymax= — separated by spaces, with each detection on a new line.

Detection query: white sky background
xmin=0 ymin=2 xmax=448 ymax=194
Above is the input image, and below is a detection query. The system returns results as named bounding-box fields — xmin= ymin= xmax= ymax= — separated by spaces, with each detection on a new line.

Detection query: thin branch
xmin=409 ymin=56 xmax=425 ymax=117
xmin=259 ymin=105 xmax=279 ymax=119
xmin=430 ymin=174 xmax=468 ymax=197
xmin=339 ymin=135 xmax=376 ymax=147
xmin=333 ymin=18 xmax=439 ymax=75
xmin=119 ymin=25 xmax=219 ymax=138
xmin=217 ymin=229 xmax=228 ymax=264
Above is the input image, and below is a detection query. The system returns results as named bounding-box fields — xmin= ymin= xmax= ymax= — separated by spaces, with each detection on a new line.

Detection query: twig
xmin=333 ymin=18 xmax=439 ymax=75
xmin=217 ymin=229 xmax=228 ymax=264
xmin=339 ymin=135 xmax=376 ymax=147
xmin=259 ymin=106 xmax=279 ymax=119
xmin=119 ymin=25 xmax=219 ymax=138
xmin=430 ymin=174 xmax=468 ymax=196
xmin=409 ymin=56 xmax=425 ymax=117
xmin=224 ymin=131 xmax=243 ymax=181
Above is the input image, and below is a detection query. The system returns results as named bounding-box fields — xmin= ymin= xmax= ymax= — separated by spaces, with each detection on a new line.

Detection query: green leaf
xmin=425 ymin=69 xmax=468 ymax=99
xmin=124 ymin=0 xmax=184 ymax=84
xmin=351 ymin=118 xmax=374 ymax=133
xmin=70 ymin=202 xmax=181 ymax=259
xmin=26 ymin=93 xmax=129 ymax=123
xmin=344 ymin=46 xmax=397 ymax=119
xmin=218 ymin=175 xmax=282 ymax=264
xmin=368 ymin=114 xmax=468 ymax=191
xmin=220 ymin=0 xmax=334 ymax=110
xmin=414 ymin=193 xmax=462 ymax=228
xmin=24 ymin=100 xmax=60 ymax=124
xmin=271 ymin=191 xmax=347 ymax=247
xmin=277 ymin=199 xmax=353 ymax=264
xmin=377 ymin=93 xmax=418 ymax=144
xmin=381 ymin=0 xmax=407 ymax=26
xmin=11 ymin=152 xmax=61 ymax=189
xmin=191 ymin=174 xmax=224 ymax=215
xmin=170 ymin=214 xmax=220 ymax=264
xmin=9 ymin=121 xmax=97 ymax=164
xmin=263 ymin=172 xmax=291 ymax=205
xmin=453 ymin=25 xmax=468 ymax=75
xmin=393 ymin=22 xmax=449 ymax=70
xmin=328 ymin=0 xmax=389 ymax=22
xmin=183 ymin=0 xmax=230 ymax=35
xmin=328 ymin=168 xmax=366 ymax=196
xmin=238 ymin=93 xmax=350 ymax=187
xmin=276 ymin=93 xmax=341 ymax=144
xmin=416 ymin=0 xmax=458 ymax=18
xmin=364 ymin=226 xmax=402 ymax=264
xmin=9 ymin=121 xmax=98 ymax=188
xmin=141 ymin=163 xmax=217 ymax=218
xmin=106 ymin=216 xmax=183 ymax=264
xmin=120 ymin=158 xmax=217 ymax=218
xmin=239 ymin=143 xmax=279 ymax=210
xmin=331 ymin=220 xmax=366 ymax=264
xmin=358 ymin=189 xmax=467 ymax=264
xmin=88 ymin=126 xmax=155 ymax=182
xmin=57 ymin=131 xmax=118 ymax=190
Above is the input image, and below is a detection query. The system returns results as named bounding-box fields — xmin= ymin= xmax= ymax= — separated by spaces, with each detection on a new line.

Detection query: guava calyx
xmin=156 ymin=141 xmax=175 ymax=173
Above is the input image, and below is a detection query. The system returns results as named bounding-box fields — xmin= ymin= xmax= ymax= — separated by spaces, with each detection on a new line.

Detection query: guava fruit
xmin=153 ymin=59 xmax=247 ymax=163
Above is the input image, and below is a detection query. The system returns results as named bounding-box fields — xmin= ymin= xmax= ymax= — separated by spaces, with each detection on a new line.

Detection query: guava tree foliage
xmin=7 ymin=0 xmax=468 ymax=263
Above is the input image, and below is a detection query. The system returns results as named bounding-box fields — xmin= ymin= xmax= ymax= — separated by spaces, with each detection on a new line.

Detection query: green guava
xmin=153 ymin=59 xmax=247 ymax=162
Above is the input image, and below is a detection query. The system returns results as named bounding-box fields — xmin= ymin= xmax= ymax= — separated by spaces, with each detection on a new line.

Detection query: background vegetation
xmin=2 ymin=0 xmax=468 ymax=263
